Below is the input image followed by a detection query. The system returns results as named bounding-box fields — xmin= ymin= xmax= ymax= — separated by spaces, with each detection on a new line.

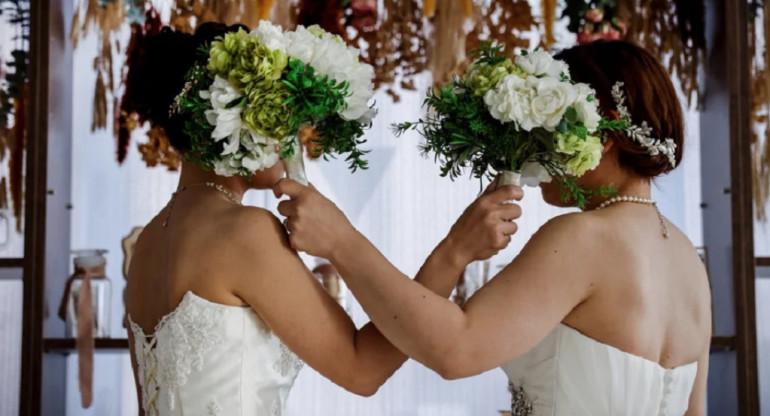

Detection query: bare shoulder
xmin=515 ymin=211 xmax=606 ymax=268
xmin=529 ymin=211 xmax=606 ymax=249
xmin=226 ymin=206 xmax=289 ymax=249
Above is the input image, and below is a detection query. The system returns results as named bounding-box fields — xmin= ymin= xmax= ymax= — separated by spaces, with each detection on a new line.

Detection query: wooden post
xmin=20 ymin=0 xmax=51 ymax=412
xmin=725 ymin=0 xmax=760 ymax=413
xmin=21 ymin=0 xmax=73 ymax=414
xmin=701 ymin=0 xmax=760 ymax=414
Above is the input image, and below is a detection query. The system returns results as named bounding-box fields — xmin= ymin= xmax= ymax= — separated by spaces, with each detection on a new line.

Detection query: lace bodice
xmin=128 ymin=291 xmax=303 ymax=416
xmin=501 ymin=324 xmax=698 ymax=416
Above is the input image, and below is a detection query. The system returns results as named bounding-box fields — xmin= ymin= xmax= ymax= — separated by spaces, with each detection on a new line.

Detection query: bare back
xmin=562 ymin=205 xmax=711 ymax=370
xmin=125 ymin=192 xmax=252 ymax=335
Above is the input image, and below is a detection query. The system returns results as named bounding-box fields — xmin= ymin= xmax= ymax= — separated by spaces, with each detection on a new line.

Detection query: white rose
xmin=529 ymin=77 xmax=577 ymax=131
xmin=515 ymin=51 xmax=569 ymax=78
xmin=484 ymin=74 xmax=537 ymax=131
xmin=520 ymin=162 xmax=552 ymax=187
xmin=574 ymin=100 xmax=601 ymax=132
xmin=252 ymin=21 xmax=287 ymax=53
xmin=572 ymin=83 xmax=601 ymax=132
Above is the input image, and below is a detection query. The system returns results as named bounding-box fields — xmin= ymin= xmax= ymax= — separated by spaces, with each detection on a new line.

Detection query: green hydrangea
xmin=208 ymin=29 xmax=248 ymax=75
xmin=464 ymin=58 xmax=515 ymax=97
xmin=242 ymin=85 xmax=293 ymax=139
xmin=231 ymin=37 xmax=289 ymax=92
xmin=564 ymin=135 xmax=603 ymax=176
xmin=555 ymin=132 xmax=583 ymax=155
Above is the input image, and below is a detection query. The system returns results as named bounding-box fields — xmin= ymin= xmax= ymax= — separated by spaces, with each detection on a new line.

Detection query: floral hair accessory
xmin=611 ymin=81 xmax=677 ymax=168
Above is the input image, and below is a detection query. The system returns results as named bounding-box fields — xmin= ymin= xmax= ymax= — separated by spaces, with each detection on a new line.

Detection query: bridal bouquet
xmin=394 ymin=42 xmax=618 ymax=206
xmin=172 ymin=21 xmax=375 ymax=184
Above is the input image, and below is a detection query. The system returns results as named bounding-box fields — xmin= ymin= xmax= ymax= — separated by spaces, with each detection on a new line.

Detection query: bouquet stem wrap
xmin=284 ymin=140 xmax=309 ymax=186
xmin=497 ymin=170 xmax=522 ymax=188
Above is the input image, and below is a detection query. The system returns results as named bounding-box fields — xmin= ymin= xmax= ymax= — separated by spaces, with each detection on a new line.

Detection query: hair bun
xmin=125 ymin=23 xmax=248 ymax=153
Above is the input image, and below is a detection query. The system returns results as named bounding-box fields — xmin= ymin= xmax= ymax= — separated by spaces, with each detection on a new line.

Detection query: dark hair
xmin=555 ymin=41 xmax=684 ymax=177
xmin=126 ymin=22 xmax=248 ymax=153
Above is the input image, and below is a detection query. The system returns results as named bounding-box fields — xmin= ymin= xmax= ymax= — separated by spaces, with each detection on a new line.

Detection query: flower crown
xmin=611 ymin=81 xmax=677 ymax=168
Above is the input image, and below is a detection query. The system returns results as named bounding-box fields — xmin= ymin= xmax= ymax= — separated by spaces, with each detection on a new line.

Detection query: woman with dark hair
xmin=124 ymin=23 xmax=523 ymax=415
xmin=277 ymin=40 xmax=711 ymax=415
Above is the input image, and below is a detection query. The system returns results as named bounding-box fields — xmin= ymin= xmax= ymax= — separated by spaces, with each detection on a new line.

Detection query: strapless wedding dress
xmin=128 ymin=291 xmax=303 ymax=416
xmin=501 ymin=324 xmax=698 ymax=416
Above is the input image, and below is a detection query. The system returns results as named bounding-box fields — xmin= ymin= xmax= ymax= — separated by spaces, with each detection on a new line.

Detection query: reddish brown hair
xmin=555 ymin=41 xmax=684 ymax=177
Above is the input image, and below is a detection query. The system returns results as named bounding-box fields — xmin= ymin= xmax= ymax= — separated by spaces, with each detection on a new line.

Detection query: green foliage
xmin=393 ymin=41 xmax=617 ymax=208
xmin=175 ymin=37 xmax=371 ymax=176
xmin=175 ymin=63 xmax=219 ymax=171
xmin=281 ymin=58 xmax=369 ymax=172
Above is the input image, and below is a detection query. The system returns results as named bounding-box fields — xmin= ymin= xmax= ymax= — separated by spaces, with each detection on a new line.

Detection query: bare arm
xmin=328 ymin=214 xmax=595 ymax=378
xmin=233 ymin=186 xmax=517 ymax=395
xmin=272 ymin=179 xmax=595 ymax=379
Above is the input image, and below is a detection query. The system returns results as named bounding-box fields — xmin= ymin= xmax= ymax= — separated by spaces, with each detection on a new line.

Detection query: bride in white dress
xmin=276 ymin=41 xmax=711 ymax=416
xmin=124 ymin=23 xmax=522 ymax=416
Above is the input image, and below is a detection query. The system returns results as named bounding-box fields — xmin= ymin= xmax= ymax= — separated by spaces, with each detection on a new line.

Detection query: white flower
xmin=284 ymin=25 xmax=375 ymax=122
xmin=484 ymin=74 xmax=536 ymax=130
xmin=251 ymin=21 xmax=287 ymax=53
xmin=201 ymin=76 xmax=245 ymax=141
xmin=520 ymin=162 xmax=552 ymax=187
xmin=285 ymin=27 xmax=316 ymax=63
xmin=213 ymin=154 xmax=243 ymax=177
xmin=240 ymin=130 xmax=281 ymax=172
xmin=529 ymin=77 xmax=577 ymax=132
xmin=207 ymin=108 xmax=243 ymax=141
xmin=573 ymin=83 xmax=601 ymax=132
xmin=221 ymin=130 xmax=241 ymax=155
xmin=515 ymin=51 xmax=569 ymax=79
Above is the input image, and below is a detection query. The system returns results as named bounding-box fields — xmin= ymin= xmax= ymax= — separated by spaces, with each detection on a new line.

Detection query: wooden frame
xmin=726 ymin=0 xmax=760 ymax=413
xmin=19 ymin=0 xmax=50 ymax=413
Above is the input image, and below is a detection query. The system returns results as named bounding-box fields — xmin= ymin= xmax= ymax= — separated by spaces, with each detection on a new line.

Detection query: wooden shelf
xmin=0 ymin=258 xmax=23 ymax=268
xmin=43 ymin=338 xmax=128 ymax=353
xmin=710 ymin=336 xmax=736 ymax=353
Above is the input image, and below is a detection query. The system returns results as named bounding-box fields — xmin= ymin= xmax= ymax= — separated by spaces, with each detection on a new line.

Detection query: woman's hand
xmin=273 ymin=179 xmax=358 ymax=259
xmin=442 ymin=184 xmax=524 ymax=266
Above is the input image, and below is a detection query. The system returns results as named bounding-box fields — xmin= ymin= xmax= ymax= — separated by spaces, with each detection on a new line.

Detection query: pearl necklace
xmin=595 ymin=195 xmax=669 ymax=239
xmin=163 ymin=182 xmax=242 ymax=227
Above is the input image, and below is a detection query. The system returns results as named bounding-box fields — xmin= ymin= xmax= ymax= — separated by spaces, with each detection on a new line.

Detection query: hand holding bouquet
xmin=395 ymin=42 xmax=619 ymax=207
xmin=172 ymin=22 xmax=376 ymax=184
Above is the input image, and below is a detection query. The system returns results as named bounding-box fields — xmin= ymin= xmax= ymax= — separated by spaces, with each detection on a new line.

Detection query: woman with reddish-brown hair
xmin=276 ymin=40 xmax=711 ymax=416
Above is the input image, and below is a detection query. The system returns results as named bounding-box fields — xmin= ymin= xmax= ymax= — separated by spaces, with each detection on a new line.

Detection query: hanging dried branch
xmin=349 ymin=0 xmax=429 ymax=101
xmin=750 ymin=1 xmax=770 ymax=221
xmin=428 ymin=0 xmax=467 ymax=86
xmin=137 ymin=126 xmax=181 ymax=171
xmin=465 ymin=0 xmax=538 ymax=60
xmin=272 ymin=0 xmax=298 ymax=29
xmin=9 ymin=82 xmax=23 ymax=231
xmin=624 ymin=0 xmax=704 ymax=106
xmin=0 ymin=0 xmax=29 ymax=231
xmin=542 ymin=0 xmax=557 ymax=49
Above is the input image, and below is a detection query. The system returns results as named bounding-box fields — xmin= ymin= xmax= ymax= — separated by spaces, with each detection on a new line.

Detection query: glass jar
xmin=66 ymin=249 xmax=112 ymax=338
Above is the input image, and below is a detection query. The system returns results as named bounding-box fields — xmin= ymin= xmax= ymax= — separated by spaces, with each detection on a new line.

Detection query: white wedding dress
xmin=128 ymin=291 xmax=303 ymax=416
xmin=501 ymin=323 xmax=698 ymax=416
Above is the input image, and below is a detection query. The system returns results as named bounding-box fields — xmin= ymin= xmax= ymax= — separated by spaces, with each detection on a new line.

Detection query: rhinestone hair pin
xmin=611 ymin=81 xmax=677 ymax=168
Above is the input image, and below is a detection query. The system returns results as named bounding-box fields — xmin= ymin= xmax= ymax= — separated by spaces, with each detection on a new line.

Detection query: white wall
xmin=65 ymin=27 xmax=705 ymax=416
